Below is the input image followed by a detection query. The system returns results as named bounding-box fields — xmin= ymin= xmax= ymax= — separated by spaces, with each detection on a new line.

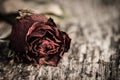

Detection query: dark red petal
xmin=47 ymin=55 xmax=60 ymax=66
xmin=46 ymin=18 xmax=56 ymax=27
xmin=27 ymin=22 xmax=46 ymax=37
xmin=28 ymin=38 xmax=40 ymax=54
xmin=39 ymin=57 xmax=48 ymax=65
xmin=61 ymin=32 xmax=71 ymax=52
xmin=10 ymin=19 xmax=33 ymax=52
xmin=28 ymin=14 xmax=48 ymax=22
xmin=9 ymin=14 xmax=48 ymax=52
xmin=26 ymin=22 xmax=62 ymax=44
xmin=45 ymin=31 xmax=62 ymax=43
xmin=59 ymin=45 xmax=65 ymax=57
xmin=27 ymin=22 xmax=54 ymax=37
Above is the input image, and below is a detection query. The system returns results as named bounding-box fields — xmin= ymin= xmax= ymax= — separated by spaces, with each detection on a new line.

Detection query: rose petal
xmin=28 ymin=14 xmax=48 ymax=22
xmin=61 ymin=31 xmax=71 ymax=52
xmin=46 ymin=31 xmax=62 ymax=43
xmin=10 ymin=19 xmax=33 ymax=52
xmin=39 ymin=57 xmax=47 ymax=65
xmin=46 ymin=18 xmax=56 ymax=27
xmin=46 ymin=54 xmax=60 ymax=66
xmin=10 ymin=14 xmax=48 ymax=52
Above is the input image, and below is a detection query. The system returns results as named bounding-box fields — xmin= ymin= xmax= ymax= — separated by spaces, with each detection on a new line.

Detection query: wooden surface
xmin=0 ymin=0 xmax=120 ymax=80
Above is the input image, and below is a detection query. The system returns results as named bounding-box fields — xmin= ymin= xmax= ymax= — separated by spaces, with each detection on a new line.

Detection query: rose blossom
xmin=9 ymin=13 xmax=71 ymax=66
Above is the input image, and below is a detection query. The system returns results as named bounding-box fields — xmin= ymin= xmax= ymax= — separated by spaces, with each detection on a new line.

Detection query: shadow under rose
xmin=0 ymin=40 xmax=11 ymax=63
xmin=0 ymin=40 xmax=31 ymax=66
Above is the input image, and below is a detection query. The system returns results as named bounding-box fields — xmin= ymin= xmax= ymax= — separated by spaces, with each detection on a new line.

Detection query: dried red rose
xmin=9 ymin=14 xmax=71 ymax=66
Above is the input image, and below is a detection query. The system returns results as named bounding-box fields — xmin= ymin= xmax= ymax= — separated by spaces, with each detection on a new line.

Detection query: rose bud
xmin=9 ymin=13 xmax=71 ymax=66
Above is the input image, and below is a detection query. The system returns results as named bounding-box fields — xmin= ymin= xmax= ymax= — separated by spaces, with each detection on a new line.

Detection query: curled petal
xmin=46 ymin=18 xmax=56 ymax=27
xmin=46 ymin=55 xmax=60 ymax=66
xmin=61 ymin=32 xmax=71 ymax=52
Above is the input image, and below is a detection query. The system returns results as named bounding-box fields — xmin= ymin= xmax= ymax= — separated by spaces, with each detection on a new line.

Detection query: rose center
xmin=43 ymin=43 xmax=53 ymax=51
xmin=37 ymin=40 xmax=55 ymax=54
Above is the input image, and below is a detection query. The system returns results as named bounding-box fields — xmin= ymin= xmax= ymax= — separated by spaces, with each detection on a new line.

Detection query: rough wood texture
xmin=0 ymin=0 xmax=120 ymax=80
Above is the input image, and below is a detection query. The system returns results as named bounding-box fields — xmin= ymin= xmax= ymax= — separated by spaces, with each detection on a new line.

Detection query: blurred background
xmin=0 ymin=0 xmax=120 ymax=80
